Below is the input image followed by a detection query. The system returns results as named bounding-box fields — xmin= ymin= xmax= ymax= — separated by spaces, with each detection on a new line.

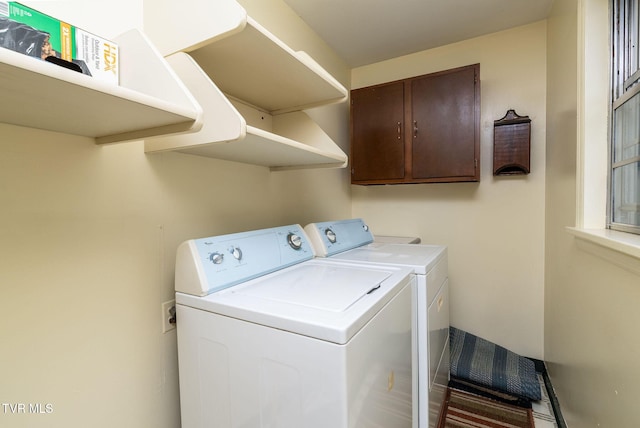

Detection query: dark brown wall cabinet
xmin=350 ymin=64 xmax=480 ymax=185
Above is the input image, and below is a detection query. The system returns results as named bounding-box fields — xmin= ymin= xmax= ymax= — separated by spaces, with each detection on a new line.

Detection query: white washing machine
xmin=174 ymin=224 xmax=415 ymax=428
xmin=304 ymin=219 xmax=449 ymax=428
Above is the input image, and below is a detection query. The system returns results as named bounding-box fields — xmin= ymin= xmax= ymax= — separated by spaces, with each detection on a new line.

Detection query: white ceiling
xmin=283 ymin=0 xmax=555 ymax=67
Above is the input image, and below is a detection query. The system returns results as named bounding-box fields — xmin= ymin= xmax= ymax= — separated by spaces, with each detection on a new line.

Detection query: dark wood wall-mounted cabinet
xmin=350 ymin=64 xmax=480 ymax=185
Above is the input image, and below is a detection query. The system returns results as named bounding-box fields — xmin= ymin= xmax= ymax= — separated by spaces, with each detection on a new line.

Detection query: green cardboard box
xmin=0 ymin=1 xmax=119 ymax=84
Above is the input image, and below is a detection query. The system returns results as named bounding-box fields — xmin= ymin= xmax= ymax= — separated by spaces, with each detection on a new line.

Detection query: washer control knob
xmin=363 ymin=224 xmax=369 ymax=232
xmin=229 ymin=246 xmax=242 ymax=261
xmin=209 ymin=252 xmax=224 ymax=264
xmin=325 ymin=228 xmax=337 ymax=243
xmin=287 ymin=233 xmax=303 ymax=250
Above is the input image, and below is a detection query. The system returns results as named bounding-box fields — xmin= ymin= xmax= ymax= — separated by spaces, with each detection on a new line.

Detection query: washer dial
xmin=209 ymin=252 xmax=224 ymax=264
xmin=325 ymin=228 xmax=337 ymax=243
xmin=228 ymin=246 xmax=242 ymax=261
xmin=287 ymin=233 xmax=303 ymax=250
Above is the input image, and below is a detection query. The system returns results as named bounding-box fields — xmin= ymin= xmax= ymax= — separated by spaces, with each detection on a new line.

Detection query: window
xmin=611 ymin=0 xmax=640 ymax=234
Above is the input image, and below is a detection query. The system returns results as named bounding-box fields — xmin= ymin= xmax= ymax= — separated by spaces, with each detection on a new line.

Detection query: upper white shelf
xmin=0 ymin=29 xmax=201 ymax=144
xmin=147 ymin=0 xmax=347 ymax=114
xmin=187 ymin=17 xmax=348 ymax=114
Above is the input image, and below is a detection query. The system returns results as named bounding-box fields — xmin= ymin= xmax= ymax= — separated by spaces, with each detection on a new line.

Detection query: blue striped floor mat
xmin=449 ymin=327 xmax=541 ymax=402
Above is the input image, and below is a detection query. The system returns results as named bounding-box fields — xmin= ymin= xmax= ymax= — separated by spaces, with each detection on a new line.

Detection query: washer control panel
xmin=304 ymin=218 xmax=373 ymax=257
xmin=175 ymin=224 xmax=314 ymax=296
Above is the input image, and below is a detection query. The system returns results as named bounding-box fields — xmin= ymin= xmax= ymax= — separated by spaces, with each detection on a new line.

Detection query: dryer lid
xmin=330 ymin=243 xmax=446 ymax=275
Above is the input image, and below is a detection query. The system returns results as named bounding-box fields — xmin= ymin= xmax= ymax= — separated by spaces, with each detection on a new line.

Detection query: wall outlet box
xmin=162 ymin=300 xmax=176 ymax=333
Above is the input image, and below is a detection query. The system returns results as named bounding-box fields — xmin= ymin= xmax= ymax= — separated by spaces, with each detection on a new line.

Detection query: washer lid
xmin=330 ymin=243 xmax=446 ymax=275
xmin=238 ymin=264 xmax=390 ymax=312
xmin=176 ymin=259 xmax=412 ymax=344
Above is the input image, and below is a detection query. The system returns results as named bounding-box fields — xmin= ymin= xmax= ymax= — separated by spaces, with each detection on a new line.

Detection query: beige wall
xmin=0 ymin=1 xmax=351 ymax=427
xmin=545 ymin=0 xmax=640 ymax=425
xmin=351 ymin=22 xmax=547 ymax=359
xmin=7 ymin=1 xmax=640 ymax=427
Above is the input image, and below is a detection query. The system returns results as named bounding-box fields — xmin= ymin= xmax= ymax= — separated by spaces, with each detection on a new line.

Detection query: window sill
xmin=567 ymin=227 xmax=640 ymax=275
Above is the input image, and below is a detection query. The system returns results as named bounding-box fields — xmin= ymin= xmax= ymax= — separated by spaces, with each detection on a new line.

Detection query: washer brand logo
xmin=2 ymin=403 xmax=53 ymax=414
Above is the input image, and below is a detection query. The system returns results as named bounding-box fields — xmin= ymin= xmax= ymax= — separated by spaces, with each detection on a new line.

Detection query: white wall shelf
xmin=186 ymin=17 xmax=347 ymax=114
xmin=0 ymin=29 xmax=202 ymax=144
xmin=143 ymin=0 xmax=348 ymax=170
xmin=144 ymin=53 xmax=347 ymax=170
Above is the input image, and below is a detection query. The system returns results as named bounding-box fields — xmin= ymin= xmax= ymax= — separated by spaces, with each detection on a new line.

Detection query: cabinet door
xmin=410 ymin=65 xmax=479 ymax=181
xmin=350 ymin=82 xmax=405 ymax=183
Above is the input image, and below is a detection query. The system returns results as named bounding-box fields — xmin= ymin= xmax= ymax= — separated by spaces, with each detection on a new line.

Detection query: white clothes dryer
xmin=304 ymin=219 xmax=449 ymax=428
xmin=374 ymin=235 xmax=421 ymax=244
xmin=174 ymin=224 xmax=414 ymax=428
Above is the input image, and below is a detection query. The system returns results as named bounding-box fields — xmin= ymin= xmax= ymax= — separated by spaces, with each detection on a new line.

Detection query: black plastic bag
xmin=0 ymin=16 xmax=49 ymax=59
